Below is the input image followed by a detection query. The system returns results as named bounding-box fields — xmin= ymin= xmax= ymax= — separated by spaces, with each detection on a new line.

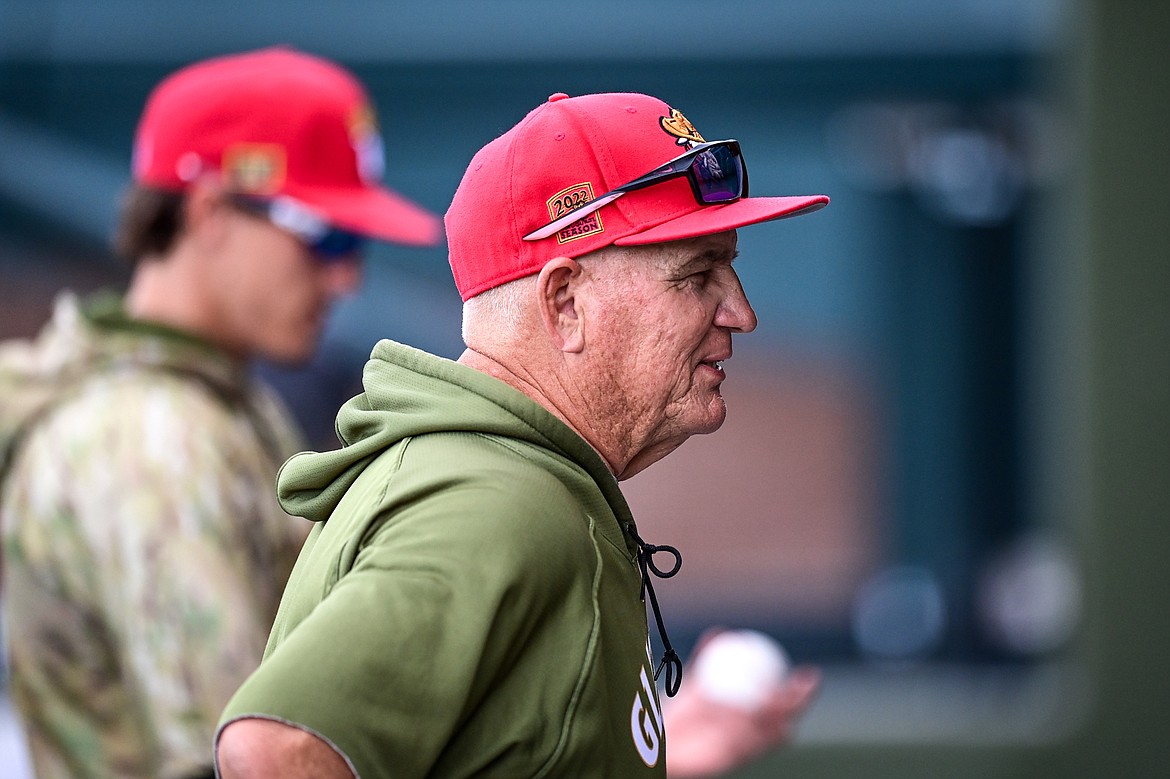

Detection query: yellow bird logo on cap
xmin=660 ymin=109 xmax=706 ymax=146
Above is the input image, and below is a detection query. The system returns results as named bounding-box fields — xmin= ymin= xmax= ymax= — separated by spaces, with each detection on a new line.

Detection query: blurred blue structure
xmin=4 ymin=2 xmax=1169 ymax=778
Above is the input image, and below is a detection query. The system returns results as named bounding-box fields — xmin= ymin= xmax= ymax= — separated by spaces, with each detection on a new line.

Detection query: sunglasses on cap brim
xmin=522 ymin=139 xmax=748 ymax=242
xmin=228 ymin=194 xmax=367 ymax=260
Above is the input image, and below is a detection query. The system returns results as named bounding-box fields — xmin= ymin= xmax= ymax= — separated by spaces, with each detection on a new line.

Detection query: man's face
xmin=204 ymin=200 xmax=362 ymax=364
xmin=579 ymin=230 xmax=757 ymax=477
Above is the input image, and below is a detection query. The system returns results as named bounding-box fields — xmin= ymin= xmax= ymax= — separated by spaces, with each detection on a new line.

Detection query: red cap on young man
xmin=132 ymin=46 xmax=441 ymax=247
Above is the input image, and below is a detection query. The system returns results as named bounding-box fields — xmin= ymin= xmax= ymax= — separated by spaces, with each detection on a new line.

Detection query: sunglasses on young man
xmin=522 ymin=139 xmax=748 ymax=242
xmin=228 ymin=194 xmax=367 ymax=260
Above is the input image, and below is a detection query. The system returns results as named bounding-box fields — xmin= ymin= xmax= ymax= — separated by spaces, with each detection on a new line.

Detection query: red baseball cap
xmin=444 ymin=91 xmax=828 ymax=300
xmin=132 ymin=46 xmax=441 ymax=247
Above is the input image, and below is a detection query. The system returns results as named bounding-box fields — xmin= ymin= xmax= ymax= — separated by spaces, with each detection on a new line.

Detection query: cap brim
xmin=288 ymin=185 xmax=443 ymax=248
xmin=614 ymin=195 xmax=828 ymax=247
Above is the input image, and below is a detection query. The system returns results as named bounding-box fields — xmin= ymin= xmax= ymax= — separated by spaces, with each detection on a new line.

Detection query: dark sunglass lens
xmin=312 ymin=229 xmax=366 ymax=259
xmin=692 ymin=145 xmax=743 ymax=203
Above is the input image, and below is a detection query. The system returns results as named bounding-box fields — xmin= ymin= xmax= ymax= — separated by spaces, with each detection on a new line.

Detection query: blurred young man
xmin=0 ymin=47 xmax=440 ymax=779
xmin=217 ymin=91 xmax=827 ymax=778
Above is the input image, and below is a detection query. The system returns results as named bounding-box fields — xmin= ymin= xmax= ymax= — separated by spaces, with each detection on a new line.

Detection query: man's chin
xmin=688 ymin=397 xmax=729 ymax=437
xmin=258 ymin=339 xmax=316 ymax=367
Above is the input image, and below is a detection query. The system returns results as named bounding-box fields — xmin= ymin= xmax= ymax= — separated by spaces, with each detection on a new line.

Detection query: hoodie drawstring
xmin=624 ymin=522 xmax=683 ymax=697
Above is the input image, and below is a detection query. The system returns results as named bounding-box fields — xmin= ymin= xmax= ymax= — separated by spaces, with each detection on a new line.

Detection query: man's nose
xmin=718 ymin=278 xmax=757 ymax=334
xmin=319 ymin=256 xmax=363 ymax=297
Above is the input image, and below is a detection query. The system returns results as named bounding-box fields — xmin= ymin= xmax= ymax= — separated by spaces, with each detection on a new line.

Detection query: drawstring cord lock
xmin=625 ymin=522 xmax=684 ymax=697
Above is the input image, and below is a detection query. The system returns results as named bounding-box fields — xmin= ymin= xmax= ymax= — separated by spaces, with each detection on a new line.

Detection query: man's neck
xmin=124 ymin=253 xmax=244 ymax=359
xmin=457 ymin=346 xmax=620 ymax=475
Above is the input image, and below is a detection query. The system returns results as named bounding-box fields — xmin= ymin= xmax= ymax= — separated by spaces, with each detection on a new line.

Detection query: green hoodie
xmin=219 ymin=339 xmax=669 ymax=778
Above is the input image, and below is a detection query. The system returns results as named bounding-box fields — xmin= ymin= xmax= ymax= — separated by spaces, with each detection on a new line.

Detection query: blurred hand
xmin=663 ymin=631 xmax=821 ymax=778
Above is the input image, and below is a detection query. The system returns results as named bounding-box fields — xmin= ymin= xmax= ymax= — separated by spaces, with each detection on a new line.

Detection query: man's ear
xmin=536 ymin=256 xmax=586 ymax=354
xmin=181 ymin=178 xmax=231 ymax=249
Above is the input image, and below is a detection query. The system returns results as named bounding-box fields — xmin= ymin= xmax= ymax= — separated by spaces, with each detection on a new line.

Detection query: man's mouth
xmin=699 ymin=359 xmax=725 ymax=374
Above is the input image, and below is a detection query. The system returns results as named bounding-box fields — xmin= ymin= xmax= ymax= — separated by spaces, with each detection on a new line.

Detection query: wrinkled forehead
xmin=581 ymin=229 xmax=739 ymax=270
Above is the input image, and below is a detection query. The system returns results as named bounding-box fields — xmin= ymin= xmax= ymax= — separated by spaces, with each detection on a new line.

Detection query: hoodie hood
xmin=276 ymin=339 xmax=625 ymax=525
xmin=0 ymin=291 xmax=247 ymax=477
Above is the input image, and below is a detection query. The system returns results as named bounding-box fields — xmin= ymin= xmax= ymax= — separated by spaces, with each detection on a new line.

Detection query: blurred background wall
xmin=1 ymin=1 xmax=1166 ymax=777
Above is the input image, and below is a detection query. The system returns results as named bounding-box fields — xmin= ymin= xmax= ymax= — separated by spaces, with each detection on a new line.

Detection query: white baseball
xmin=691 ymin=629 xmax=790 ymax=710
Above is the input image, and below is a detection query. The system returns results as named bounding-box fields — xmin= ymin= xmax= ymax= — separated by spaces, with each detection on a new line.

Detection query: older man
xmin=216 ymin=91 xmax=828 ymax=778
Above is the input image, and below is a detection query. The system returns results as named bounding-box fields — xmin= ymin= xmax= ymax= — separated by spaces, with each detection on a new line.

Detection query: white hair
xmin=460 ymin=244 xmax=632 ymax=347
xmin=461 ymin=273 xmax=537 ymax=347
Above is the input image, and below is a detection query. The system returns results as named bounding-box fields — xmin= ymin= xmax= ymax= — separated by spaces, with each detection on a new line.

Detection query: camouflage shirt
xmin=0 ymin=291 xmax=309 ymax=779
